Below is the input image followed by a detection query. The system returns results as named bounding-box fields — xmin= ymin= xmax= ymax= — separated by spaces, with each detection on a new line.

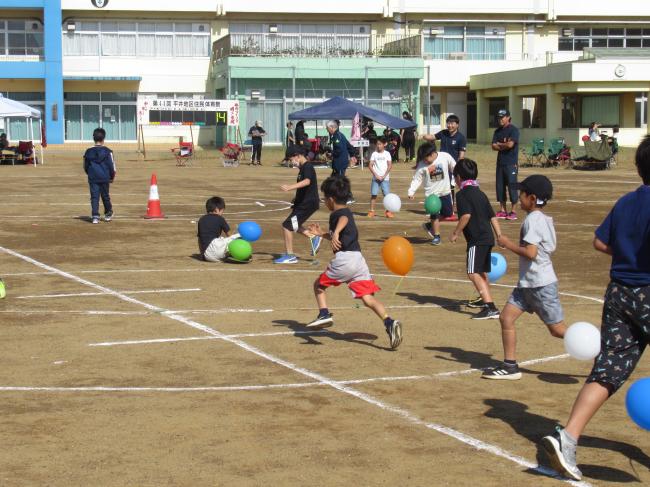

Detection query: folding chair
xmin=171 ymin=141 xmax=194 ymax=167
xmin=546 ymin=137 xmax=571 ymax=167
xmin=521 ymin=137 xmax=546 ymax=167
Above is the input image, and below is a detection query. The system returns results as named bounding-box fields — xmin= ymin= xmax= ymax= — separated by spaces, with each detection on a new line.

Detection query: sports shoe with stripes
xmin=482 ymin=363 xmax=522 ymax=380
xmin=471 ymin=307 xmax=500 ymax=320
xmin=541 ymin=427 xmax=582 ymax=481
xmin=386 ymin=319 xmax=403 ymax=350
xmin=421 ymin=221 xmax=434 ymax=238
xmin=306 ymin=313 xmax=334 ymax=329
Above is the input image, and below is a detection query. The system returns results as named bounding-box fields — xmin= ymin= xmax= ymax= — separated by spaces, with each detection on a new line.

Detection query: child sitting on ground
xmin=450 ymin=158 xmax=502 ymax=320
xmin=197 ymin=196 xmax=239 ymax=262
xmin=482 ymin=175 xmax=567 ymax=380
xmin=367 ymin=136 xmax=393 ymax=218
xmin=540 ymin=135 xmax=650 ymax=481
xmin=305 ymin=175 xmax=403 ymax=350
xmin=408 ymin=142 xmax=457 ymax=245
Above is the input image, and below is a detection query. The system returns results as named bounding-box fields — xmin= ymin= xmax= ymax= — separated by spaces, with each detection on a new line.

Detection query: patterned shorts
xmin=587 ymin=281 xmax=650 ymax=393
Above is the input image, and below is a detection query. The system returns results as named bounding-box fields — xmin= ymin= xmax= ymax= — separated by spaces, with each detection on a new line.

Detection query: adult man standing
xmin=492 ymin=109 xmax=519 ymax=220
xmin=327 ymin=120 xmax=356 ymax=203
xmin=248 ymin=120 xmax=266 ymax=165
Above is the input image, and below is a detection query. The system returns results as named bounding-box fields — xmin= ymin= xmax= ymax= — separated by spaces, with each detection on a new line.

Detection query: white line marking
xmin=0 ymin=245 xmax=591 ymax=485
xmin=16 ymin=288 xmax=201 ymax=299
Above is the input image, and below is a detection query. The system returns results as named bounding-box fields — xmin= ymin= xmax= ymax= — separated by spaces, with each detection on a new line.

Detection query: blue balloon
xmin=238 ymin=221 xmax=262 ymax=242
xmin=626 ymin=377 xmax=650 ymax=430
xmin=487 ymin=252 xmax=507 ymax=283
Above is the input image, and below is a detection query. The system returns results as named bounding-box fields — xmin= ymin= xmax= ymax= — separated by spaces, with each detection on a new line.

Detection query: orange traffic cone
xmin=144 ymin=173 xmax=165 ymax=219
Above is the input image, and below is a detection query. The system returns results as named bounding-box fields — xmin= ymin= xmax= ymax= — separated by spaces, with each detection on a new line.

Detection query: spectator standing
xmin=248 ymin=120 xmax=266 ymax=165
xmin=492 ymin=109 xmax=520 ymax=221
xmin=400 ymin=111 xmax=417 ymax=163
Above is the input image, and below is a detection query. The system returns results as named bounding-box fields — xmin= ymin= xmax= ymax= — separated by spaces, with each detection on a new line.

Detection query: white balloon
xmin=564 ymin=322 xmax=601 ymax=361
xmin=383 ymin=193 xmax=402 ymax=213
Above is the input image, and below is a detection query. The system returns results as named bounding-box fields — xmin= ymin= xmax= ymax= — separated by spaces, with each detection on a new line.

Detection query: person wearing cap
xmin=274 ymin=145 xmax=322 ymax=264
xmin=482 ymin=174 xmax=566 ymax=381
xmin=492 ymin=109 xmax=520 ymax=220
xmin=248 ymin=120 xmax=266 ymax=166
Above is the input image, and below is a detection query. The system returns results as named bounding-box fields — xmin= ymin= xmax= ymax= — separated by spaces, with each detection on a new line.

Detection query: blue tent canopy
xmin=288 ymin=96 xmax=415 ymax=129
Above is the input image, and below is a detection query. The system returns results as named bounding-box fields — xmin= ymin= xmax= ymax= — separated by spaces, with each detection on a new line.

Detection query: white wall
xmin=397 ymin=0 xmax=549 ymax=15
xmin=61 ymin=0 xmax=219 ymax=12
xmin=219 ymin=0 xmax=386 ymax=15
xmin=553 ymin=0 xmax=650 ymax=17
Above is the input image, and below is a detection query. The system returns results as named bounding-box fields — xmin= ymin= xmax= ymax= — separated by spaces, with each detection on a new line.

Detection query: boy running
xmin=367 ymin=136 xmax=393 ymax=218
xmin=482 ymin=175 xmax=567 ymax=380
xmin=306 ymin=175 xmax=403 ymax=350
xmin=450 ymin=158 xmax=502 ymax=319
xmin=540 ymin=136 xmax=650 ymax=481
xmin=275 ymin=146 xmax=321 ymax=264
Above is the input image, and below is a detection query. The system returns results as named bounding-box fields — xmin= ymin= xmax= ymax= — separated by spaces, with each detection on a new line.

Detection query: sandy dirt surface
xmin=0 ymin=149 xmax=648 ymax=486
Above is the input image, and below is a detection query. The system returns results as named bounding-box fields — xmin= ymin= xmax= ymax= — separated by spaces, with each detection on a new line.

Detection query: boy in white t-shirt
xmin=368 ymin=136 xmax=394 ymax=218
xmin=482 ymin=175 xmax=567 ymax=380
xmin=407 ymin=142 xmax=456 ymax=245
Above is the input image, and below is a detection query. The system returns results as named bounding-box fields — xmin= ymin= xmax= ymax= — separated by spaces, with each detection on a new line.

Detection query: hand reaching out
xmin=331 ymin=232 xmax=342 ymax=251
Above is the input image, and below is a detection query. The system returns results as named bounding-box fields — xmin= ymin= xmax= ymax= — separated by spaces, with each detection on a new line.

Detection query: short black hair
xmin=453 ymin=158 xmax=478 ymax=181
xmin=205 ymin=196 xmax=225 ymax=213
xmin=446 ymin=114 xmax=460 ymax=123
xmin=376 ymin=136 xmax=388 ymax=145
xmin=93 ymin=127 xmax=106 ymax=143
xmin=321 ymin=175 xmax=351 ymax=205
xmin=635 ymin=135 xmax=650 ymax=185
xmin=417 ymin=141 xmax=437 ymax=162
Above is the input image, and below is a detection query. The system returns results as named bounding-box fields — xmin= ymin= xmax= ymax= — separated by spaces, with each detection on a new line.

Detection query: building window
xmin=562 ymin=95 xmax=578 ymax=128
xmin=64 ymin=92 xmax=138 ymax=141
xmin=424 ymin=25 xmax=505 ymax=60
xmin=63 ymin=21 xmax=210 ymax=57
xmin=522 ymin=96 xmax=546 ymax=128
xmin=0 ymin=20 xmax=44 ymax=57
xmin=489 ymin=97 xmax=508 ymax=128
xmin=636 ymin=92 xmax=647 ymax=128
xmin=581 ymin=95 xmax=620 ymax=126
xmin=559 ymin=27 xmax=650 ymax=51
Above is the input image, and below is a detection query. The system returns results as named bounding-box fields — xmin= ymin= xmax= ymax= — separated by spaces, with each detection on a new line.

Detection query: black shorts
xmin=466 ymin=245 xmax=492 ymax=274
xmin=429 ymin=193 xmax=454 ymax=220
xmin=587 ymin=281 xmax=650 ymax=394
xmin=282 ymin=204 xmax=318 ymax=232
xmin=496 ymin=164 xmax=518 ymax=203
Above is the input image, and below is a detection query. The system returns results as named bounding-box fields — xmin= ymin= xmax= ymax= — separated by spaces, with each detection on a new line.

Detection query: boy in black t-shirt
xmin=450 ymin=159 xmax=503 ymax=319
xmin=305 ymin=175 xmax=403 ymax=350
xmin=197 ymin=196 xmax=240 ymax=262
xmin=274 ymin=146 xmax=321 ymax=264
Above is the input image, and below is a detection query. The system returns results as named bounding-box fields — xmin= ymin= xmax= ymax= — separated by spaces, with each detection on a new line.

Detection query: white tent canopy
xmin=0 ymin=93 xmax=41 ymax=119
xmin=0 ymin=93 xmax=43 ymax=165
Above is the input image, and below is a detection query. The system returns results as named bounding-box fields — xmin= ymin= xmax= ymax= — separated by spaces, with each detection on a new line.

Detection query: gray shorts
xmin=507 ymin=281 xmax=564 ymax=325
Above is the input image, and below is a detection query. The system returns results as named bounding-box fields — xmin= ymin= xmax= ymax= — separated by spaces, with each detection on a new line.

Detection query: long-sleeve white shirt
xmin=407 ymin=151 xmax=456 ymax=198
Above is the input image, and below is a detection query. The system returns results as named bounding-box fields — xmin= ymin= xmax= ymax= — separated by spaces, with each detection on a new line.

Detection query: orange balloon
xmin=381 ymin=236 xmax=414 ymax=276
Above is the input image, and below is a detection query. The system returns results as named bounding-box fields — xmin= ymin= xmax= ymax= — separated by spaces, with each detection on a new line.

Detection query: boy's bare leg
xmin=499 ymin=303 xmax=524 ymax=361
xmin=369 ymin=195 xmax=377 ymax=212
xmin=282 ymin=227 xmax=294 ymax=255
xmin=565 ymin=382 xmax=612 ymax=439
xmin=360 ymin=294 xmax=388 ymax=320
xmin=314 ymin=280 xmax=328 ymax=309
xmin=432 ymin=217 xmax=441 ymax=236
xmin=547 ymin=321 xmax=567 ymax=338
xmin=468 ymin=272 xmax=493 ymax=303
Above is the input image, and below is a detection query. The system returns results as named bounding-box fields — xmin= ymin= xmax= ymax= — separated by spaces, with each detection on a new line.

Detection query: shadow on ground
xmin=272 ymin=319 xmax=390 ymax=351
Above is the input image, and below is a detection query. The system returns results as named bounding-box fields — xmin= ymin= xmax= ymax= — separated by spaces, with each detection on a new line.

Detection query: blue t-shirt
xmin=435 ymin=129 xmax=467 ymax=162
xmin=595 ymin=185 xmax=650 ymax=286
xmin=492 ymin=124 xmax=519 ymax=166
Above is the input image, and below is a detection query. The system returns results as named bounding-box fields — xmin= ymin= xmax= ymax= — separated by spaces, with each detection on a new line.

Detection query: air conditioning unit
xmin=429 ymin=28 xmax=442 ymax=36
xmin=268 ymin=24 xmax=278 ymax=33
xmin=250 ymin=89 xmax=265 ymax=100
xmin=562 ymin=28 xmax=574 ymax=37
xmin=66 ymin=21 xmax=76 ymax=31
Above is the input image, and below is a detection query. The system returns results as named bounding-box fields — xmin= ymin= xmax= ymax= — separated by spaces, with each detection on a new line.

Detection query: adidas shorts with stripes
xmin=466 ymin=245 xmax=492 ymax=274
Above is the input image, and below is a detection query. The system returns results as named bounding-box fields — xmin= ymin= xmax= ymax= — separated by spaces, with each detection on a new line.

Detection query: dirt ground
xmin=0 ymin=147 xmax=648 ymax=486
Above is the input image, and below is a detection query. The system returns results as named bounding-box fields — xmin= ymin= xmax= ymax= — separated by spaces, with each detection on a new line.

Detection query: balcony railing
xmin=212 ymin=33 xmax=422 ymax=60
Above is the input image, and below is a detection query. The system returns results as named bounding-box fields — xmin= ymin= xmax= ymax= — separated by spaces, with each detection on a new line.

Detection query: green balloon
xmin=228 ymin=239 xmax=252 ymax=261
xmin=424 ymin=194 xmax=442 ymax=215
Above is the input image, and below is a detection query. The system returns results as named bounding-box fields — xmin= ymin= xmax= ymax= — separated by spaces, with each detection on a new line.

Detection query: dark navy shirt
xmin=435 ymin=129 xmax=467 ymax=162
xmin=294 ymin=161 xmax=319 ymax=209
xmin=197 ymin=214 xmax=230 ymax=254
xmin=492 ymin=124 xmax=520 ymax=166
xmin=329 ymin=207 xmax=361 ymax=253
xmin=595 ymin=185 xmax=650 ymax=286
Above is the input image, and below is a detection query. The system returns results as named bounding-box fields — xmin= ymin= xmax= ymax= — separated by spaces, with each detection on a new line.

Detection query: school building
xmin=1 ymin=0 xmax=650 ymax=147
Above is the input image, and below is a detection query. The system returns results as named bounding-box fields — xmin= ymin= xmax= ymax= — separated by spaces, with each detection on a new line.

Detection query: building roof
xmin=582 ymin=48 xmax=650 ymax=61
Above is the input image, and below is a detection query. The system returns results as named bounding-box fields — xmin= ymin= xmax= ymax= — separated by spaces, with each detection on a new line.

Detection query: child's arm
xmin=330 ymin=215 xmax=348 ymax=251
xmin=498 ymin=234 xmax=538 ymax=259
xmin=593 ymin=236 xmax=613 ymax=255
xmin=450 ymin=214 xmax=471 ymax=243
xmin=407 ymin=169 xmax=423 ymax=199
xmin=368 ymin=158 xmax=380 ymax=180
xmin=281 ymin=178 xmax=311 ymax=192
xmin=385 ymin=156 xmax=393 ymax=177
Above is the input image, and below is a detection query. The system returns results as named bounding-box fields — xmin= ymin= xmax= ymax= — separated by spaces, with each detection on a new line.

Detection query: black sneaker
xmin=482 ymin=363 xmax=522 ymax=380
xmin=541 ymin=427 xmax=582 ymax=481
xmin=386 ymin=319 xmax=403 ymax=350
xmin=472 ymin=307 xmax=500 ymax=320
xmin=466 ymin=296 xmax=486 ymax=308
xmin=421 ymin=221 xmax=434 ymax=238
xmin=306 ymin=313 xmax=334 ymax=329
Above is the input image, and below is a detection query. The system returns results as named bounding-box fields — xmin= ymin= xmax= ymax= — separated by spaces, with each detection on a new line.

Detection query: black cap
xmin=518 ymin=175 xmax=553 ymax=203
xmin=497 ymin=109 xmax=510 ymax=118
xmin=286 ymin=145 xmax=306 ymax=158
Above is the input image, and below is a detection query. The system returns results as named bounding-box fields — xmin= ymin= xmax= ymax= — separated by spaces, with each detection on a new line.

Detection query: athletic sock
xmin=504 ymin=359 xmax=517 ymax=366
xmin=383 ymin=317 xmax=394 ymax=329
xmin=562 ymin=428 xmax=578 ymax=446
xmin=319 ymin=308 xmax=329 ymax=317
xmin=486 ymin=302 xmax=498 ymax=311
